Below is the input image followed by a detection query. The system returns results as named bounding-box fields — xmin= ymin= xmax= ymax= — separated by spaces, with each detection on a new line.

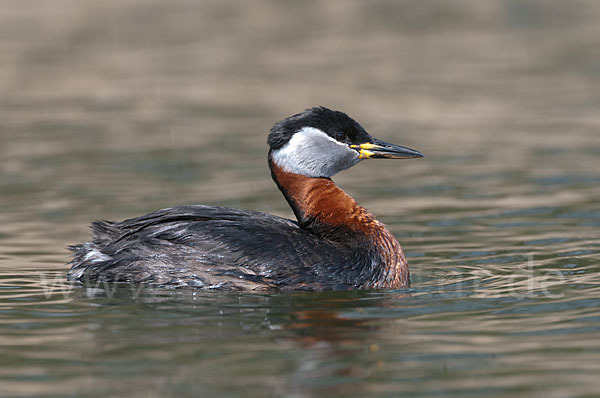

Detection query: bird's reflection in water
xmin=265 ymin=291 xmax=410 ymax=396
xmin=73 ymin=285 xmax=410 ymax=396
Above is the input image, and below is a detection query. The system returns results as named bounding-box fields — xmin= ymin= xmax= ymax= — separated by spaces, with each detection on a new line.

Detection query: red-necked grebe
xmin=68 ymin=107 xmax=423 ymax=290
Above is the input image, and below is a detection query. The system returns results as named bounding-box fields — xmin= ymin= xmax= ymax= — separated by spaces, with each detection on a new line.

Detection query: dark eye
xmin=333 ymin=131 xmax=346 ymax=142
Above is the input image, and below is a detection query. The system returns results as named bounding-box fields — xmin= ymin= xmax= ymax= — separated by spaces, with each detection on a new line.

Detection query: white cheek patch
xmin=271 ymin=127 xmax=360 ymax=178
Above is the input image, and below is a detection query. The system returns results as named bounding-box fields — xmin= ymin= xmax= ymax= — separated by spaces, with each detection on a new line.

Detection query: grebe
xmin=68 ymin=107 xmax=423 ymax=290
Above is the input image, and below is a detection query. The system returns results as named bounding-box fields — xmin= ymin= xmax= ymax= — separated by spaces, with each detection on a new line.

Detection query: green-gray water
xmin=1 ymin=1 xmax=599 ymax=397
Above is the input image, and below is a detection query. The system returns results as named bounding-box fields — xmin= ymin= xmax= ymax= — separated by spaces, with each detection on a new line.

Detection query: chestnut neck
xmin=268 ymin=155 xmax=408 ymax=285
xmin=268 ymin=155 xmax=408 ymax=287
xmin=269 ymin=158 xmax=369 ymax=238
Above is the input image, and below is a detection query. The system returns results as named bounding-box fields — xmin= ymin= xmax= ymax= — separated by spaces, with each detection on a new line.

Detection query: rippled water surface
xmin=1 ymin=1 xmax=600 ymax=397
